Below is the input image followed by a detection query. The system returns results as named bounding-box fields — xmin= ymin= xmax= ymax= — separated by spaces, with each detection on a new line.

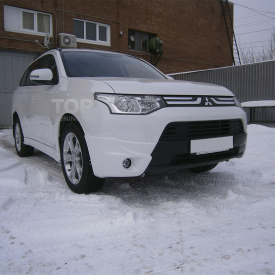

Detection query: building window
xmin=4 ymin=5 xmax=52 ymax=36
xmin=73 ymin=19 xmax=111 ymax=46
xmin=128 ymin=30 xmax=156 ymax=52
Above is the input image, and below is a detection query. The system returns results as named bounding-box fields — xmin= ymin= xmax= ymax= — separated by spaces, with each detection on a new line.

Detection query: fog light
xmin=122 ymin=158 xmax=131 ymax=169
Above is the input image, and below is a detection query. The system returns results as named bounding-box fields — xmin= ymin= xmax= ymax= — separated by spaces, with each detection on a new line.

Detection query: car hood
xmin=96 ymin=78 xmax=234 ymax=96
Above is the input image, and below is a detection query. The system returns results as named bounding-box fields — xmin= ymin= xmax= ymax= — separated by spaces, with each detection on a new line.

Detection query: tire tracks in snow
xmin=0 ymin=162 xmax=22 ymax=175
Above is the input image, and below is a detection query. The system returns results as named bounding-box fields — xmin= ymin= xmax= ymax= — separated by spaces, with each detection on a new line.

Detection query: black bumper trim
xmin=145 ymin=133 xmax=247 ymax=174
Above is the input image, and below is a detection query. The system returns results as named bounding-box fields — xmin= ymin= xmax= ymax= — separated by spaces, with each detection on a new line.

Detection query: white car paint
xmin=12 ymin=49 xmax=247 ymax=179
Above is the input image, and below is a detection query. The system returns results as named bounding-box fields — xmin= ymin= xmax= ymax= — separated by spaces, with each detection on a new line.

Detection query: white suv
xmin=12 ymin=49 xmax=247 ymax=193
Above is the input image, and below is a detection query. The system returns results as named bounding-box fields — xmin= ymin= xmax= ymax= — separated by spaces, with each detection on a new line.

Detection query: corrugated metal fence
xmin=169 ymin=60 xmax=275 ymax=122
xmin=0 ymin=53 xmax=274 ymax=127
xmin=0 ymin=51 xmax=38 ymax=128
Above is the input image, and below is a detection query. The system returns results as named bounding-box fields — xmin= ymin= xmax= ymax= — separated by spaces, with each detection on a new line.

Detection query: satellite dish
xmin=44 ymin=32 xmax=50 ymax=49
xmin=149 ymin=37 xmax=163 ymax=55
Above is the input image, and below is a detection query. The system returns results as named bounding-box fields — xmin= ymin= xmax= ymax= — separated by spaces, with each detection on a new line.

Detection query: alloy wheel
xmin=15 ymin=123 xmax=22 ymax=152
xmin=63 ymin=133 xmax=83 ymax=185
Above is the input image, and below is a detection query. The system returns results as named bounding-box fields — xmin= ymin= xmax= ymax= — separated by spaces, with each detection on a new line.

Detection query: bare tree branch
xmin=240 ymin=27 xmax=275 ymax=64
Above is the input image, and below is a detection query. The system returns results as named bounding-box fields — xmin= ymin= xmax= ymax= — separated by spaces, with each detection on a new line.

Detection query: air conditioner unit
xmin=59 ymin=33 xmax=77 ymax=48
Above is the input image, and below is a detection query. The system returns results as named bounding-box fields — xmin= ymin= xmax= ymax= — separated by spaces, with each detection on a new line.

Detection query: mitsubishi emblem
xmin=205 ymin=97 xmax=212 ymax=106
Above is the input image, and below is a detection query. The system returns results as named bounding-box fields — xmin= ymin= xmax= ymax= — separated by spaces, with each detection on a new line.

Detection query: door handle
xmin=31 ymin=97 xmax=36 ymax=102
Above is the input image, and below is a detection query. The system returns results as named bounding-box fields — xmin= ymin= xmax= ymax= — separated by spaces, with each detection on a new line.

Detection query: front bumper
xmin=146 ymin=125 xmax=246 ymax=174
xmin=84 ymin=105 xmax=247 ymax=178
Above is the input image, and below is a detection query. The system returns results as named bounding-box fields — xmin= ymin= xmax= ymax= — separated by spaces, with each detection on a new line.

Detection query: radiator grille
xmin=160 ymin=119 xmax=244 ymax=142
xmin=163 ymin=96 xmax=236 ymax=107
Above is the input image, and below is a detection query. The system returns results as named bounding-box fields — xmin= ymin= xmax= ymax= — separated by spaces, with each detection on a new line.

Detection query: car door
xmin=18 ymin=57 xmax=41 ymax=141
xmin=25 ymin=54 xmax=59 ymax=149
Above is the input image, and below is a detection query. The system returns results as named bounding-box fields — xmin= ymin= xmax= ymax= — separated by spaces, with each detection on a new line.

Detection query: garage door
xmin=0 ymin=50 xmax=38 ymax=128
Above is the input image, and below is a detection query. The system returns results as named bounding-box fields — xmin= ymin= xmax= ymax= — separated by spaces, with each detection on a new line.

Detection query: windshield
xmin=60 ymin=51 xmax=165 ymax=79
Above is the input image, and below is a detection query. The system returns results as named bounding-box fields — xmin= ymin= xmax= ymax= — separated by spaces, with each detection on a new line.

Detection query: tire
xmin=13 ymin=118 xmax=34 ymax=157
xmin=60 ymin=123 xmax=105 ymax=194
xmin=188 ymin=163 xmax=218 ymax=173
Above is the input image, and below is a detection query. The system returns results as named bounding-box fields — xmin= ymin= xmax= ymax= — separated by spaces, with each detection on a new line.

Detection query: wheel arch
xmin=13 ymin=112 xmax=19 ymax=123
xmin=12 ymin=112 xmax=20 ymax=137
xmin=58 ymin=113 xmax=85 ymax=146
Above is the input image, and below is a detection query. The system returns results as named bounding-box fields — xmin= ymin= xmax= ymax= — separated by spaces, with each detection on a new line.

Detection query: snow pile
xmin=242 ymin=100 xmax=275 ymax=107
xmin=0 ymin=125 xmax=275 ymax=274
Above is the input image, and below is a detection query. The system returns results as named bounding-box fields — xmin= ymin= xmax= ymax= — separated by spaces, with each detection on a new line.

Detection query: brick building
xmin=0 ymin=0 xmax=234 ymax=127
xmin=1 ymin=0 xmax=234 ymax=73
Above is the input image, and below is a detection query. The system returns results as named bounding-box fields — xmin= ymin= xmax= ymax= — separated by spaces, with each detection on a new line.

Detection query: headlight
xmin=234 ymin=97 xmax=243 ymax=108
xmin=95 ymin=94 xmax=166 ymax=114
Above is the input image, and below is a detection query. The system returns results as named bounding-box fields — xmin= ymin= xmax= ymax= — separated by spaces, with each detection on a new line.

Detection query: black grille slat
xmin=160 ymin=120 xmax=244 ymax=141
xmin=171 ymin=149 xmax=239 ymax=166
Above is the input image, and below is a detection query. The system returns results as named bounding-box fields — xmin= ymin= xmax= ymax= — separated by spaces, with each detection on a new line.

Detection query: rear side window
xmin=20 ymin=54 xmax=59 ymax=86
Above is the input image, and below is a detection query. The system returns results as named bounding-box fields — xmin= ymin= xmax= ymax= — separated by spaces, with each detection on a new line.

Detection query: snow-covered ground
xmin=0 ymin=125 xmax=275 ymax=275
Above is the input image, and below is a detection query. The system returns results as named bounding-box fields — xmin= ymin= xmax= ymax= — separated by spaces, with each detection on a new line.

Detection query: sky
xmin=232 ymin=0 xmax=275 ymax=57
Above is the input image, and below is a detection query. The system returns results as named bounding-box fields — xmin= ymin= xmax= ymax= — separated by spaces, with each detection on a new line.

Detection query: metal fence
xmin=169 ymin=60 xmax=275 ymax=122
xmin=0 ymin=51 xmax=38 ymax=128
xmin=1 ymin=53 xmax=274 ymax=127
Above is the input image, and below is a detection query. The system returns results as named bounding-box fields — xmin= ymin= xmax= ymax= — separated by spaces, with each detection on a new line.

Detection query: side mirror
xmin=30 ymin=68 xmax=53 ymax=85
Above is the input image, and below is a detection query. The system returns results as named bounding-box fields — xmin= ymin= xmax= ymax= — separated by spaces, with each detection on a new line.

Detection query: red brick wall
xmin=0 ymin=0 xmax=234 ymax=73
